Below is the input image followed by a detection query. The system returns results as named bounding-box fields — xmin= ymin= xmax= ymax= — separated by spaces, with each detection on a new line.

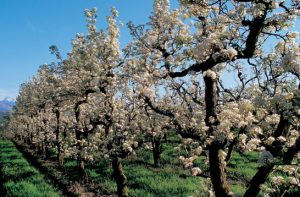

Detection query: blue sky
xmin=0 ymin=1 xmax=298 ymax=100
xmin=0 ymin=0 xmax=164 ymax=99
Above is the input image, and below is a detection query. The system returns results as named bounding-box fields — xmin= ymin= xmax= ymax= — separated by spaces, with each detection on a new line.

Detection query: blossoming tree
xmin=126 ymin=0 xmax=300 ymax=196
xmin=5 ymin=0 xmax=300 ymax=196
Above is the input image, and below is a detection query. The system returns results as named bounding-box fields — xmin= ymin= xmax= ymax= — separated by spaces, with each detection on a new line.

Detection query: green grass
xmin=0 ymin=139 xmax=61 ymax=197
xmin=227 ymin=152 xmax=259 ymax=182
xmin=3 ymin=133 xmax=295 ymax=197
xmin=79 ymin=137 xmax=260 ymax=197
xmin=83 ymin=158 xmax=209 ymax=197
xmin=72 ymin=141 xmax=210 ymax=196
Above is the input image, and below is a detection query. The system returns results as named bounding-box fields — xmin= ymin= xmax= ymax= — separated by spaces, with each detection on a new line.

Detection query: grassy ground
xmin=4 ymin=134 xmax=297 ymax=197
xmin=62 ymin=134 xmax=260 ymax=197
xmin=0 ymin=139 xmax=61 ymax=197
xmin=83 ymin=159 xmax=209 ymax=197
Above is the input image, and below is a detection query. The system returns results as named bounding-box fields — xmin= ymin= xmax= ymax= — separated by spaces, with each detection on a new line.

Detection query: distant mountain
xmin=0 ymin=97 xmax=15 ymax=112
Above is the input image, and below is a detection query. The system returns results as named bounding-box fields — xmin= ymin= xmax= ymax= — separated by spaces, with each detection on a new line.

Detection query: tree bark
xmin=29 ymin=131 xmax=33 ymax=147
xmin=55 ymin=109 xmax=64 ymax=166
xmin=75 ymin=100 xmax=86 ymax=177
xmin=152 ymin=137 xmax=162 ymax=167
xmin=273 ymin=114 xmax=289 ymax=138
xmin=58 ymin=152 xmax=64 ymax=166
xmin=26 ymin=124 xmax=32 ymax=146
xmin=78 ymin=160 xmax=85 ymax=177
xmin=204 ymin=72 xmax=232 ymax=196
xmin=244 ymin=114 xmax=290 ymax=196
xmin=112 ymin=157 xmax=128 ymax=197
xmin=42 ymin=142 xmax=46 ymax=157
xmin=45 ymin=144 xmax=51 ymax=159
xmin=243 ymin=165 xmax=274 ymax=197
xmin=204 ymin=74 xmax=218 ymax=129
xmin=225 ymin=138 xmax=237 ymax=162
xmin=283 ymin=135 xmax=300 ymax=164
xmin=153 ymin=150 xmax=161 ymax=167
xmin=38 ymin=142 xmax=43 ymax=154
xmin=209 ymin=142 xmax=233 ymax=197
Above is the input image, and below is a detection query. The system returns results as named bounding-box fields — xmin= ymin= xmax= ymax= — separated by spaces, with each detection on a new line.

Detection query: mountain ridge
xmin=0 ymin=97 xmax=15 ymax=112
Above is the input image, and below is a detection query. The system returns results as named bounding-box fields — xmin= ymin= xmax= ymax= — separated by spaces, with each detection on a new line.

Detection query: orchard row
xmin=4 ymin=1 xmax=300 ymax=196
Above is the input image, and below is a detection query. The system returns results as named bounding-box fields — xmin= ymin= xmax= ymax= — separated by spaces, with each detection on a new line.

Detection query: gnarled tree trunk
xmin=112 ymin=157 xmax=128 ymax=197
xmin=75 ymin=100 xmax=86 ymax=177
xmin=243 ymin=165 xmax=274 ymax=197
xmin=244 ymin=115 xmax=290 ymax=197
xmin=45 ymin=144 xmax=51 ymax=159
xmin=152 ymin=137 xmax=162 ymax=167
xmin=204 ymin=72 xmax=233 ymax=196
xmin=209 ymin=141 xmax=232 ymax=197
xmin=55 ymin=108 xmax=64 ymax=166
xmin=78 ymin=160 xmax=85 ymax=177
xmin=283 ymin=135 xmax=300 ymax=164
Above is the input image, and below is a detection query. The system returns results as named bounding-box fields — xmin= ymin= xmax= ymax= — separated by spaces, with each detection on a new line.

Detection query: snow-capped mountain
xmin=0 ymin=97 xmax=16 ymax=112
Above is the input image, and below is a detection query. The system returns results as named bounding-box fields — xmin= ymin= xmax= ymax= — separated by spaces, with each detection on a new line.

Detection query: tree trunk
xmin=204 ymin=73 xmax=218 ymax=130
xmin=58 ymin=151 xmax=64 ymax=166
xmin=225 ymin=138 xmax=238 ymax=162
xmin=78 ymin=159 xmax=85 ymax=177
xmin=209 ymin=142 xmax=233 ymax=197
xmin=153 ymin=148 xmax=161 ymax=167
xmin=42 ymin=142 xmax=46 ymax=158
xmin=283 ymin=135 xmax=300 ymax=164
xmin=243 ymin=165 xmax=274 ymax=197
xmin=74 ymin=102 xmax=86 ymax=177
xmin=244 ymin=114 xmax=290 ymax=196
xmin=112 ymin=157 xmax=128 ymax=197
xmin=204 ymin=72 xmax=232 ymax=196
xmin=26 ymin=137 xmax=30 ymax=145
xmin=55 ymin=109 xmax=63 ymax=166
xmin=163 ymin=133 xmax=167 ymax=142
xmin=45 ymin=145 xmax=51 ymax=159
xmin=38 ymin=142 xmax=43 ymax=154
xmin=29 ymin=132 xmax=34 ymax=147
xmin=152 ymin=137 xmax=162 ymax=167
xmin=26 ymin=124 xmax=31 ymax=145
xmin=244 ymin=136 xmax=299 ymax=197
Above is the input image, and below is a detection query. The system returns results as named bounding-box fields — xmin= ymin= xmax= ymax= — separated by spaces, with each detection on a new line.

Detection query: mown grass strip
xmin=1 ymin=136 xmax=262 ymax=197
xmin=83 ymin=142 xmax=259 ymax=197
xmin=0 ymin=139 xmax=61 ymax=197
